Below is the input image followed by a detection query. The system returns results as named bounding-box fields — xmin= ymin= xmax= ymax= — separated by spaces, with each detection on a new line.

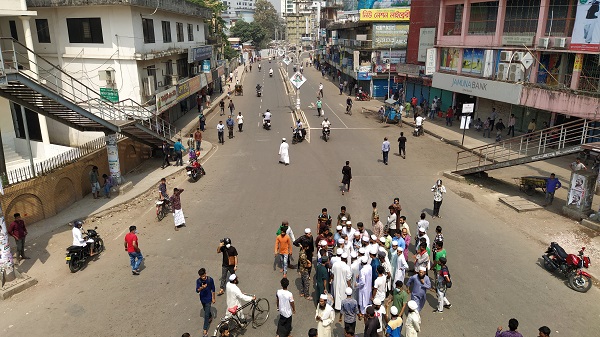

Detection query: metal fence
xmin=5 ymin=134 xmax=123 ymax=185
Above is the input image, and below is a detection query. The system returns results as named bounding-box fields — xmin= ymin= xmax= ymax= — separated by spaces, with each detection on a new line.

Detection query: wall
xmin=0 ymin=138 xmax=152 ymax=224
xmin=520 ymin=86 xmax=600 ymax=119
xmin=406 ymin=0 xmax=441 ymax=64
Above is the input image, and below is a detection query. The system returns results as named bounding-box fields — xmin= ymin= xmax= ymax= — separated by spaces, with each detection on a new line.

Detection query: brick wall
xmin=1 ymin=138 xmax=151 ymax=224
xmin=406 ymin=0 xmax=441 ymax=65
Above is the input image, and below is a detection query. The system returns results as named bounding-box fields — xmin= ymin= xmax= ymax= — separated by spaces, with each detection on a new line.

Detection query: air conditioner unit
xmin=554 ymin=37 xmax=567 ymax=48
xmin=192 ymin=66 xmax=198 ymax=75
xmin=497 ymin=62 xmax=509 ymax=80
xmin=98 ymin=70 xmax=115 ymax=82
xmin=500 ymin=51 xmax=512 ymax=62
xmin=508 ymin=64 xmax=524 ymax=82
xmin=166 ymin=75 xmax=178 ymax=86
xmin=512 ymin=52 xmax=524 ymax=62
xmin=142 ymin=76 xmax=155 ymax=97
xmin=538 ymin=37 xmax=550 ymax=49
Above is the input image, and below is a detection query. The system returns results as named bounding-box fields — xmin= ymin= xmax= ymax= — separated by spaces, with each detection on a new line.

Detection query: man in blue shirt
xmin=196 ymin=268 xmax=216 ymax=337
xmin=381 ymin=137 xmax=391 ymax=165
xmin=226 ymin=115 xmax=235 ymax=139
xmin=173 ymin=138 xmax=185 ymax=166
xmin=544 ymin=173 xmax=562 ymax=206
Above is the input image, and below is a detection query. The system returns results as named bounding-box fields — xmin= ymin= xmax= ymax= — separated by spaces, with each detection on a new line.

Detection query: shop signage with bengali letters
xmin=189 ymin=76 xmax=201 ymax=94
xmin=206 ymin=71 xmax=213 ymax=83
xmin=359 ymin=8 xmax=410 ymax=22
xmin=432 ymin=72 xmax=523 ymax=104
xmin=200 ymin=73 xmax=208 ymax=88
xmin=418 ymin=28 xmax=436 ymax=62
xmin=188 ymin=45 xmax=213 ymax=63
xmin=176 ymin=80 xmax=190 ymax=101
xmin=156 ymin=86 xmax=177 ymax=113
xmin=372 ymin=23 xmax=409 ymax=48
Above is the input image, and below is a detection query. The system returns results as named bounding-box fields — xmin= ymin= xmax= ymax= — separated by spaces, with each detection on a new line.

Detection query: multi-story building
xmin=285 ymin=0 xmax=319 ymax=46
xmin=430 ymin=0 xmax=600 ymax=130
xmin=222 ymin=0 xmax=256 ymax=33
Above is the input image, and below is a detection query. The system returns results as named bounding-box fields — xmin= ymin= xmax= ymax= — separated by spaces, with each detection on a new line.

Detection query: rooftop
xmin=26 ymin=0 xmax=212 ymax=19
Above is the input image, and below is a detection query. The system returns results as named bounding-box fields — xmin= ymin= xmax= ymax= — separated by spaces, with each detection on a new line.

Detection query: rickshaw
xmin=383 ymin=98 xmax=401 ymax=124
xmin=234 ymin=84 xmax=243 ymax=96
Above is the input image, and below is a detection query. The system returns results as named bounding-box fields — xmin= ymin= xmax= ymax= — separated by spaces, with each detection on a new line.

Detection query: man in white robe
xmin=357 ymin=256 xmax=373 ymax=314
xmin=315 ymin=294 xmax=335 ymax=337
xmin=331 ymin=255 xmax=352 ymax=314
xmin=225 ymin=274 xmax=255 ymax=320
xmin=394 ymin=246 xmax=409 ymax=284
xmin=279 ymin=138 xmax=290 ymax=165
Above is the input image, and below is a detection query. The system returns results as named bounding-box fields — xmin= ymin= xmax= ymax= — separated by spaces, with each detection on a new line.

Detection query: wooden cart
xmin=514 ymin=176 xmax=547 ymax=195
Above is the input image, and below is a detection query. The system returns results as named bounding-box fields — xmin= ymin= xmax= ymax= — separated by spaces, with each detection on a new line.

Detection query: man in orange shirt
xmin=275 ymin=226 xmax=293 ymax=278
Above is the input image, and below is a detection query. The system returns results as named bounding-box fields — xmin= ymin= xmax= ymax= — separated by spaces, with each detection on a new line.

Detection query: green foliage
xmin=229 ymin=20 xmax=267 ymax=48
xmin=224 ymin=44 xmax=239 ymax=60
xmin=253 ymin=0 xmax=278 ymax=39
xmin=186 ymin=0 xmax=226 ymax=12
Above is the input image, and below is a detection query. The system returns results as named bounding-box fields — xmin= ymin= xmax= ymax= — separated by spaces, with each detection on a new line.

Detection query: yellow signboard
xmin=359 ymin=8 xmax=411 ymax=22
xmin=573 ymin=54 xmax=583 ymax=71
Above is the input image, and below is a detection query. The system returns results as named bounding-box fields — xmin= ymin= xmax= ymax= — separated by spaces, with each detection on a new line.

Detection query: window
xmin=504 ymin=0 xmax=540 ymax=35
xmin=9 ymin=20 xmax=18 ymax=40
xmin=176 ymin=58 xmax=188 ymax=78
xmin=443 ymin=4 xmax=463 ymax=36
xmin=162 ymin=21 xmax=172 ymax=43
xmin=147 ymin=66 xmax=158 ymax=89
xmin=176 ymin=22 xmax=184 ymax=42
xmin=66 ymin=18 xmax=103 ymax=43
xmin=187 ymin=23 xmax=194 ymax=41
xmin=165 ymin=61 xmax=174 ymax=76
xmin=142 ymin=18 xmax=155 ymax=43
xmin=468 ymin=2 xmax=498 ymax=35
xmin=35 ymin=19 xmax=51 ymax=43
xmin=546 ymin=0 xmax=576 ymax=37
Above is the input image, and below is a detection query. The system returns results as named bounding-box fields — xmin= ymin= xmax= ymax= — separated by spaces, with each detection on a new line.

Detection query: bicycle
xmin=156 ymin=199 xmax=171 ymax=221
xmin=213 ymin=296 xmax=270 ymax=337
xmin=346 ymin=104 xmax=353 ymax=116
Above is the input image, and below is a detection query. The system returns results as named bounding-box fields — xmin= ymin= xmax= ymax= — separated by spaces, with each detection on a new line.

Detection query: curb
xmin=87 ymin=141 xmax=215 ymax=220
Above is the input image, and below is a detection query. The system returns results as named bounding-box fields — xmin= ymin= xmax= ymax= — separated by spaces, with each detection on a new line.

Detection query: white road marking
xmin=323 ymin=101 xmax=348 ymax=128
xmin=308 ymin=127 xmax=383 ymax=130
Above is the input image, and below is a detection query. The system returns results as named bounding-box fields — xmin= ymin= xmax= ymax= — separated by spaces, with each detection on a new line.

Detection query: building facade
xmin=222 ymin=0 xmax=256 ymax=33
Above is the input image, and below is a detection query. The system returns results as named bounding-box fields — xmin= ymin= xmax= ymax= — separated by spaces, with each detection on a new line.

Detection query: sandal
xmin=306 ymin=296 xmax=313 ymax=300
xmin=217 ymin=289 xmax=224 ymax=296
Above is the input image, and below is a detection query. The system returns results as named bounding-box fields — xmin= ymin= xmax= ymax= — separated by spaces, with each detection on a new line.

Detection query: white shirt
xmin=373 ymin=275 xmax=387 ymax=302
xmin=217 ymin=124 xmax=225 ymax=132
xmin=264 ymin=112 xmax=272 ymax=120
xmin=226 ymin=282 xmax=253 ymax=312
xmin=416 ymin=116 xmax=424 ymax=126
xmin=322 ymin=120 xmax=331 ymax=128
xmin=387 ymin=213 xmax=397 ymax=230
xmin=72 ymin=227 xmax=86 ymax=246
xmin=276 ymin=289 xmax=294 ymax=318
xmin=236 ymin=115 xmax=244 ymax=124
xmin=417 ymin=219 xmax=429 ymax=233
xmin=342 ymin=227 xmax=355 ymax=239
xmin=319 ymin=84 xmax=323 ymax=90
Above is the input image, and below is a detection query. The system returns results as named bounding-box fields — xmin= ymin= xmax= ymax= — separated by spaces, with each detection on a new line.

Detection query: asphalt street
xmin=1 ymin=58 xmax=599 ymax=337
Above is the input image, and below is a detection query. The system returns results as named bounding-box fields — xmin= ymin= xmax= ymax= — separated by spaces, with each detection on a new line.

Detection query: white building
xmin=0 ymin=0 xmax=215 ymax=164
xmin=222 ymin=0 xmax=256 ymax=33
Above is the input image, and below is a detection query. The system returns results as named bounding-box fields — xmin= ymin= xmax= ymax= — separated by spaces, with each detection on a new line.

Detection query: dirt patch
xmin=456 ymin=190 xmax=475 ymax=201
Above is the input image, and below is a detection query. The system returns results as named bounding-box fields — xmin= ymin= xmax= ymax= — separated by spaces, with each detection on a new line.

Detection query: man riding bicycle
xmin=346 ymin=96 xmax=353 ymax=114
xmin=156 ymin=177 xmax=169 ymax=215
xmin=226 ymin=274 xmax=255 ymax=321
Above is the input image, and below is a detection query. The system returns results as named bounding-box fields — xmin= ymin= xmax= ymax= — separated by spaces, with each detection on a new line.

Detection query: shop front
xmin=155 ymin=75 xmax=203 ymax=123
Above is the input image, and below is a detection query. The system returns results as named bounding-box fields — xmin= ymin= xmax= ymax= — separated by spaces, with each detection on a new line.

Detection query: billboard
xmin=570 ymin=0 xmax=600 ymax=52
xmin=439 ymin=48 xmax=460 ymax=72
xmin=461 ymin=48 xmax=485 ymax=74
xmin=359 ymin=8 xmax=411 ymax=21
xmin=418 ymin=28 xmax=436 ymax=62
xmin=372 ymin=50 xmax=407 ymax=73
xmin=356 ymin=0 xmax=411 ymax=10
xmin=372 ymin=23 xmax=409 ymax=48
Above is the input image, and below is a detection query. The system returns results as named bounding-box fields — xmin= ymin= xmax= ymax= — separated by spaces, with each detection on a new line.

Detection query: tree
xmin=230 ymin=20 xmax=267 ymax=48
xmin=254 ymin=0 xmax=279 ymax=40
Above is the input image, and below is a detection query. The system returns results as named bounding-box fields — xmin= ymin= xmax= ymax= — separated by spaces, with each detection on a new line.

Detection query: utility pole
xmin=387 ymin=47 xmax=391 ymax=99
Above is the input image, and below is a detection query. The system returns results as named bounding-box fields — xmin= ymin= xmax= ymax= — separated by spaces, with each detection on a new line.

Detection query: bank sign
xmin=432 ymin=72 xmax=523 ymax=104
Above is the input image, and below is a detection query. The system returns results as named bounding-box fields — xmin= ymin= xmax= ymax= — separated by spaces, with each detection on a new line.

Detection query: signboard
xmin=373 ymin=23 xmax=409 ymax=48
xmin=462 ymin=48 xmax=485 ymax=74
xmin=202 ymin=60 xmax=211 ymax=73
xmin=176 ymin=80 xmax=191 ymax=101
xmin=359 ymin=8 xmax=410 ymax=21
xmin=418 ymin=28 xmax=436 ymax=62
xmin=205 ymin=71 xmax=213 ymax=83
xmin=357 ymin=72 xmax=372 ymax=80
xmin=432 ymin=72 xmax=523 ymax=104
xmin=396 ymin=63 xmax=420 ymax=76
xmin=425 ymin=48 xmax=436 ymax=75
xmin=460 ymin=115 xmax=472 ymax=130
xmin=439 ymin=48 xmax=460 ymax=72
xmin=571 ymin=0 xmax=600 ymax=52
xmin=283 ymin=58 xmax=291 ymax=65
xmin=100 ymin=87 xmax=119 ymax=103
xmin=188 ymin=45 xmax=213 ymax=63
xmin=189 ymin=76 xmax=201 ymax=94
xmin=200 ymin=73 xmax=208 ymax=88
xmin=156 ymin=86 xmax=177 ymax=113
xmin=501 ymin=35 xmax=534 ymax=46
xmin=353 ymin=51 xmax=360 ymax=71
xmin=462 ymin=103 xmax=475 ymax=113
xmin=290 ymin=72 xmax=307 ymax=89
xmin=574 ymin=53 xmax=584 ymax=71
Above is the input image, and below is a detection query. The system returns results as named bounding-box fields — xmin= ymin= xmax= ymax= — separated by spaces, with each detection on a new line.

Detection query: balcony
xmin=336 ymin=38 xmax=372 ymax=49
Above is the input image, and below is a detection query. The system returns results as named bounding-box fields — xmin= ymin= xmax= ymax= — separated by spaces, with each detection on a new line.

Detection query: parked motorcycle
xmin=292 ymin=127 xmax=305 ymax=144
xmin=542 ymin=242 xmax=592 ymax=292
xmin=65 ymin=226 xmax=105 ymax=273
xmin=322 ymin=126 xmax=331 ymax=142
xmin=355 ymin=92 xmax=370 ymax=101
xmin=185 ymin=159 xmax=206 ymax=182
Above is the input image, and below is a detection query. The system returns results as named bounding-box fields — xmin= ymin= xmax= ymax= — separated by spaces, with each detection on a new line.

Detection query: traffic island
xmin=0 ymin=269 xmax=38 ymax=300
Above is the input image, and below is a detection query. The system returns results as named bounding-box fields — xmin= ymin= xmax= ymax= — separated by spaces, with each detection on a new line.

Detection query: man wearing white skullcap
xmin=357 ymin=256 xmax=373 ymax=315
xmin=394 ymin=246 xmax=409 ymax=285
xmin=294 ymin=227 xmax=314 ymax=275
xmin=334 ymin=225 xmax=343 ymax=242
xmin=225 ymin=274 xmax=255 ymax=319
xmin=342 ymin=220 xmax=355 ymax=241
xmin=386 ymin=306 xmax=403 ymax=337
xmin=405 ymin=300 xmax=421 ymax=337
xmin=405 ymin=266 xmax=431 ymax=312
xmin=340 ymin=286 xmax=359 ymax=332
xmin=331 ymin=250 xmax=352 ymax=312
xmin=350 ymin=251 xmax=361 ymax=300
xmin=315 ymin=294 xmax=335 ymax=337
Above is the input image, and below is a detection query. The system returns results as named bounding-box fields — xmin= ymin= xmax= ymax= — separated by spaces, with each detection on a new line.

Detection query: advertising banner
xmin=418 ymin=28 xmax=436 ymax=62
xmin=189 ymin=76 xmax=201 ymax=94
xmin=439 ymin=48 xmax=460 ymax=72
xmin=200 ymin=73 xmax=208 ymax=88
xmin=373 ymin=23 xmax=409 ymax=48
xmin=432 ymin=72 xmax=523 ymax=104
xmin=359 ymin=8 xmax=411 ymax=21
xmin=188 ymin=45 xmax=213 ymax=63
xmin=461 ymin=48 xmax=485 ymax=74
xmin=156 ymin=86 xmax=177 ymax=113
xmin=106 ymin=134 xmax=121 ymax=183
xmin=372 ymin=50 xmax=407 ymax=72
xmin=570 ymin=0 xmax=600 ymax=52
xmin=202 ymin=60 xmax=211 ymax=73
xmin=177 ymin=80 xmax=191 ymax=101
xmin=358 ymin=72 xmax=372 ymax=80
xmin=425 ymin=48 xmax=436 ymax=75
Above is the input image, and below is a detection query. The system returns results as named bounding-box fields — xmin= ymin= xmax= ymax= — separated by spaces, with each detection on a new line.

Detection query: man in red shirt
xmin=124 ymin=225 xmax=143 ymax=275
xmin=8 ymin=213 xmax=29 ymax=261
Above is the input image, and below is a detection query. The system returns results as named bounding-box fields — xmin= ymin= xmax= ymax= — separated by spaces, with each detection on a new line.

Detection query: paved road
xmin=1 ymin=59 xmax=599 ymax=337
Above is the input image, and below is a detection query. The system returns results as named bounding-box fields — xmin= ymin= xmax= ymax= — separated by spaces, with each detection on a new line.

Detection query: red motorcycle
xmin=542 ymin=242 xmax=592 ymax=292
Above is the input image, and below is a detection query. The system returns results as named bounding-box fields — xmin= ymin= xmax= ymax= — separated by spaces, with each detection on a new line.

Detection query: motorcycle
xmin=292 ymin=127 xmax=305 ymax=144
xmin=65 ymin=226 xmax=105 ymax=273
xmin=263 ymin=119 xmax=271 ymax=130
xmin=269 ymin=72 xmax=273 ymax=78
xmin=542 ymin=242 xmax=592 ymax=292
xmin=413 ymin=125 xmax=424 ymax=137
xmin=322 ymin=126 xmax=331 ymax=142
xmin=256 ymin=88 xmax=262 ymax=97
xmin=356 ymin=92 xmax=370 ymax=101
xmin=185 ymin=160 xmax=206 ymax=182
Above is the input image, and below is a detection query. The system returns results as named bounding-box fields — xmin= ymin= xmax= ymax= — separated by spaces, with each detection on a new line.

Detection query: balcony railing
xmin=337 ymin=38 xmax=372 ymax=48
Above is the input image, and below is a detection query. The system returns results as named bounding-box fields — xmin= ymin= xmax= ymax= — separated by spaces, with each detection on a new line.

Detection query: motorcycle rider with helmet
xmin=263 ymin=109 xmax=272 ymax=128
xmin=321 ymin=117 xmax=331 ymax=139
xmin=72 ymin=220 xmax=95 ymax=257
xmin=269 ymin=68 xmax=274 ymax=76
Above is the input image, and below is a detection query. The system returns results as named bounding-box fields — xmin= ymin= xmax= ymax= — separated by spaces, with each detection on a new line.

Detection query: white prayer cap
xmin=336 ymin=225 xmax=343 ymax=231
xmin=369 ymin=247 xmax=378 ymax=255
xmin=354 ymin=231 xmax=361 ymax=237
xmin=419 ymin=227 xmax=425 ymax=233
xmin=373 ymin=298 xmax=382 ymax=305
xmin=229 ymin=274 xmax=237 ymax=281
xmin=336 ymin=248 xmax=343 ymax=255
xmin=392 ymin=241 xmax=398 ymax=246
xmin=338 ymin=238 xmax=345 ymax=244
xmin=390 ymin=306 xmax=399 ymax=315
xmin=361 ymin=256 xmax=368 ymax=263
xmin=378 ymin=246 xmax=386 ymax=252
xmin=408 ymin=300 xmax=418 ymax=311
xmin=320 ymin=294 xmax=328 ymax=300
xmin=341 ymin=216 xmax=347 ymax=221
xmin=350 ymin=251 xmax=358 ymax=258
xmin=379 ymin=237 xmax=386 ymax=243
xmin=341 ymin=252 xmax=348 ymax=259
xmin=282 ymin=138 xmax=286 ymax=141
xmin=345 ymin=287 xmax=353 ymax=296
xmin=305 ymin=228 xmax=311 ymax=234
xmin=358 ymin=248 xmax=366 ymax=254
xmin=397 ymin=246 xmax=404 ymax=252
xmin=320 ymin=240 xmax=327 ymax=246
xmin=346 ymin=221 xmax=352 ymax=225
xmin=419 ymin=266 xmax=427 ymax=272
